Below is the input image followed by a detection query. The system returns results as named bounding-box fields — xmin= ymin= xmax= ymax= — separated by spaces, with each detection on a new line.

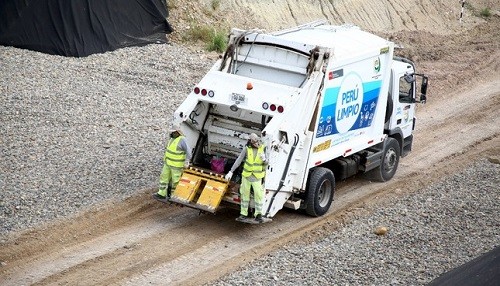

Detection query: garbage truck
xmin=156 ymin=20 xmax=428 ymax=222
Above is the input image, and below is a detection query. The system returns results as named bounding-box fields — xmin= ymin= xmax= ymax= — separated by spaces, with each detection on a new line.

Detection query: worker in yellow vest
xmin=153 ymin=124 xmax=191 ymax=200
xmin=225 ymin=133 xmax=267 ymax=223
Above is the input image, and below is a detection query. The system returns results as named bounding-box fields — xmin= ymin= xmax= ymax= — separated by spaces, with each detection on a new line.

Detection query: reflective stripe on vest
xmin=241 ymin=145 xmax=265 ymax=179
xmin=165 ymin=136 xmax=186 ymax=168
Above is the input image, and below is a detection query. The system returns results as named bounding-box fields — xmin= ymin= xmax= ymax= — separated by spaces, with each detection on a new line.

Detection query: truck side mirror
xmin=420 ymin=76 xmax=428 ymax=96
xmin=418 ymin=75 xmax=428 ymax=103
xmin=413 ymin=74 xmax=428 ymax=104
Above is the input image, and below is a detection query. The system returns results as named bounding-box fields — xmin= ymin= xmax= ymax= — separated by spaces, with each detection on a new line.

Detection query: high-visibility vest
xmin=241 ymin=145 xmax=266 ymax=179
xmin=164 ymin=136 xmax=186 ymax=168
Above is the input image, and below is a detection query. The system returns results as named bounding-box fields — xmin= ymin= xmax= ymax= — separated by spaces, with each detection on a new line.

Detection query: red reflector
xmin=315 ymin=161 xmax=322 ymax=166
xmin=368 ymin=140 xmax=374 ymax=144
xmin=194 ymin=87 xmax=200 ymax=94
xmin=180 ymin=178 xmax=191 ymax=183
xmin=270 ymin=104 xmax=276 ymax=111
xmin=201 ymin=89 xmax=207 ymax=96
xmin=277 ymin=105 xmax=284 ymax=113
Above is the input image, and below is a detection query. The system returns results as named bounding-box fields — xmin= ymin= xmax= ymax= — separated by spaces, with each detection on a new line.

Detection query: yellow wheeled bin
xmin=170 ymin=167 xmax=229 ymax=213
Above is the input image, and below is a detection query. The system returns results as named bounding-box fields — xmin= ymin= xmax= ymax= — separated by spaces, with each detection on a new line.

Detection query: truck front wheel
xmin=366 ymin=137 xmax=400 ymax=182
xmin=305 ymin=167 xmax=335 ymax=217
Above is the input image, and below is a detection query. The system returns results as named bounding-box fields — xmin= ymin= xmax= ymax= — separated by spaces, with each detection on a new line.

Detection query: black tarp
xmin=0 ymin=0 xmax=173 ymax=57
xmin=428 ymin=246 xmax=500 ymax=286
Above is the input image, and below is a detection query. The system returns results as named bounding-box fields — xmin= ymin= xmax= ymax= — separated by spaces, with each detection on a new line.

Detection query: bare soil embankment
xmin=169 ymin=0 xmax=496 ymax=36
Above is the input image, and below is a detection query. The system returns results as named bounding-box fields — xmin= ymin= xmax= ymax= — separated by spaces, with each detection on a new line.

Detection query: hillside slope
xmin=168 ymin=0 xmax=497 ymax=38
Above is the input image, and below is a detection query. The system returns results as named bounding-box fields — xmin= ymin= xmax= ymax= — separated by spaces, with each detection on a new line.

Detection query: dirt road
xmin=1 ymin=4 xmax=499 ymax=286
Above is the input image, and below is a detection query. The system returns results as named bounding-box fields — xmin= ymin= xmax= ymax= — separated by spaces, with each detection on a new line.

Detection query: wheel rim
xmin=383 ymin=148 xmax=397 ymax=173
xmin=318 ymin=180 xmax=332 ymax=207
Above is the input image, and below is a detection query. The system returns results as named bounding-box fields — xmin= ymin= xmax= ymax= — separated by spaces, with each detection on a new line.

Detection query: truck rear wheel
xmin=366 ymin=137 xmax=400 ymax=182
xmin=305 ymin=167 xmax=335 ymax=217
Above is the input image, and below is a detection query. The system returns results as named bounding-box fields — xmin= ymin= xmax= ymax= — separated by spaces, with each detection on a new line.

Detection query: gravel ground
xmin=1 ymin=44 xmax=499 ymax=285
xmin=210 ymin=159 xmax=500 ymax=285
xmin=0 ymin=44 xmax=213 ymax=239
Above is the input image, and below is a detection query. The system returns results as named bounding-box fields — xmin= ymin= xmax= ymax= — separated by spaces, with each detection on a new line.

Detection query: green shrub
xmin=186 ymin=23 xmax=213 ymax=43
xmin=207 ymin=30 xmax=227 ymax=53
xmin=184 ymin=22 xmax=227 ymax=53
xmin=480 ymin=7 xmax=492 ymax=17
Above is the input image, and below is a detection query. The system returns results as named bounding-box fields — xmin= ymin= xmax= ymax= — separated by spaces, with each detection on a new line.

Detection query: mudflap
xmin=235 ymin=216 xmax=273 ymax=224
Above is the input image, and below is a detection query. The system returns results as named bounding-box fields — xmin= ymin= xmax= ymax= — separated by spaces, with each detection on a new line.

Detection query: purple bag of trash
xmin=210 ymin=156 xmax=226 ymax=173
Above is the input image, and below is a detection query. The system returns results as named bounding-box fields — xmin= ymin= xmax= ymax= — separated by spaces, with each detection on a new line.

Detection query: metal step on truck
xmin=155 ymin=20 xmax=428 ymax=223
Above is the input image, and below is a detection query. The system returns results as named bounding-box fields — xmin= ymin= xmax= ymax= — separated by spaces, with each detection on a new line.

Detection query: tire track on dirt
xmin=35 ymin=212 xmax=237 ymax=285
xmin=1 ymin=206 xmax=195 ymax=285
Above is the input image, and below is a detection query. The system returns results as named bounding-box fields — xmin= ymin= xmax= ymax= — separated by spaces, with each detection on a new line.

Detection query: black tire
xmin=305 ymin=167 xmax=335 ymax=217
xmin=366 ymin=137 xmax=400 ymax=182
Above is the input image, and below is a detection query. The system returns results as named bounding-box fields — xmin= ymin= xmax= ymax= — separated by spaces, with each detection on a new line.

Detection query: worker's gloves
xmin=184 ymin=162 xmax=190 ymax=168
xmin=260 ymin=153 xmax=266 ymax=162
xmin=225 ymin=171 xmax=233 ymax=180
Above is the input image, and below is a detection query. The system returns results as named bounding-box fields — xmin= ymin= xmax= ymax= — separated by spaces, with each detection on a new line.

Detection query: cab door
xmin=395 ymin=72 xmax=417 ymax=138
xmin=387 ymin=65 xmax=418 ymax=139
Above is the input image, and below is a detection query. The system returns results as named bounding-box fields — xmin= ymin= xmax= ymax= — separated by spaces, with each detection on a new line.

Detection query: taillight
xmin=193 ymin=86 xmax=214 ymax=97
xmin=262 ymin=102 xmax=284 ymax=113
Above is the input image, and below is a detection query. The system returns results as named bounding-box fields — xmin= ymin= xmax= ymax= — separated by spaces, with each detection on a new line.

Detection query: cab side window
xmin=399 ymin=76 xmax=413 ymax=103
